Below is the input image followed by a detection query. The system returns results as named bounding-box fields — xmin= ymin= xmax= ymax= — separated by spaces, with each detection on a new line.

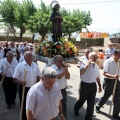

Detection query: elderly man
xmin=105 ymin=43 xmax=115 ymax=59
xmin=77 ymin=49 xmax=91 ymax=68
xmin=0 ymin=51 xmax=18 ymax=109
xmin=74 ymin=52 xmax=102 ymax=120
xmin=13 ymin=51 xmax=41 ymax=120
xmin=50 ymin=55 xmax=70 ymax=118
xmin=19 ymin=46 xmax=30 ymax=63
xmin=26 ymin=67 xmax=65 ymax=120
xmin=96 ymin=49 xmax=120 ymax=119
xmin=10 ymin=41 xmax=20 ymax=61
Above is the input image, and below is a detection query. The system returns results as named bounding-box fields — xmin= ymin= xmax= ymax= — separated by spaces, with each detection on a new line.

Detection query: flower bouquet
xmin=39 ymin=38 xmax=78 ymax=58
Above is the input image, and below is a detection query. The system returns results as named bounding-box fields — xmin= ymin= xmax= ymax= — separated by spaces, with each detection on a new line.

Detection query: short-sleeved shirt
xmin=0 ymin=58 xmax=18 ymax=77
xmin=26 ymin=81 xmax=62 ymax=120
xmin=105 ymin=47 xmax=115 ymax=58
xmin=50 ymin=64 xmax=67 ymax=89
xmin=19 ymin=56 xmax=24 ymax=63
xmin=13 ymin=61 xmax=41 ymax=87
xmin=98 ymin=52 xmax=104 ymax=59
xmin=80 ymin=63 xmax=100 ymax=83
xmin=79 ymin=56 xmax=89 ymax=63
xmin=104 ymin=57 xmax=118 ymax=79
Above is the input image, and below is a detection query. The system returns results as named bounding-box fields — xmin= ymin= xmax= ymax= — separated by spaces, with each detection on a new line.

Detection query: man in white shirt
xmin=0 ymin=51 xmax=18 ymax=109
xmin=74 ymin=52 xmax=102 ymax=120
xmin=26 ymin=67 xmax=65 ymax=120
xmin=13 ymin=51 xmax=41 ymax=120
xmin=50 ymin=55 xmax=70 ymax=118
xmin=105 ymin=43 xmax=115 ymax=59
xmin=10 ymin=41 xmax=20 ymax=61
xmin=77 ymin=49 xmax=90 ymax=68
xmin=96 ymin=49 xmax=120 ymax=119
xmin=18 ymin=42 xmax=24 ymax=56
xmin=19 ymin=46 xmax=30 ymax=63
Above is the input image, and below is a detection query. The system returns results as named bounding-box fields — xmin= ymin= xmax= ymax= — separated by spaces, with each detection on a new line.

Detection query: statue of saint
xmin=50 ymin=1 xmax=63 ymax=42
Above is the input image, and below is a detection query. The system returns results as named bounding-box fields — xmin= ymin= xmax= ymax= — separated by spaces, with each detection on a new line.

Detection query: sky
xmin=32 ymin=0 xmax=120 ymax=34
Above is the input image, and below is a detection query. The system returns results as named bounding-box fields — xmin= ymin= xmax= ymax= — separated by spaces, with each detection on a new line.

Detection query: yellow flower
xmin=72 ymin=47 xmax=77 ymax=53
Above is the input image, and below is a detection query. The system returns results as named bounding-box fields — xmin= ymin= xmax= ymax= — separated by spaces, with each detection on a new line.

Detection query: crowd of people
xmin=0 ymin=41 xmax=120 ymax=120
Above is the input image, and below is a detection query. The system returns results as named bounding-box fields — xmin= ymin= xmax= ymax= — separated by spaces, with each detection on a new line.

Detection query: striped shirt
xmin=26 ymin=81 xmax=62 ymax=120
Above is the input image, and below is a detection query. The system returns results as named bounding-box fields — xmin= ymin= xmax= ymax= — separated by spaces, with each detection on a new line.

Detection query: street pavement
xmin=0 ymin=61 xmax=118 ymax=120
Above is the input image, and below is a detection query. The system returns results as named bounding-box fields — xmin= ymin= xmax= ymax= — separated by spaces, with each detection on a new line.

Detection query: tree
xmin=62 ymin=9 xmax=83 ymax=40
xmin=0 ymin=0 xmax=17 ymax=40
xmin=80 ymin=11 xmax=92 ymax=32
xmin=27 ymin=1 xmax=51 ymax=41
xmin=14 ymin=0 xmax=37 ymax=41
xmin=61 ymin=9 xmax=92 ymax=40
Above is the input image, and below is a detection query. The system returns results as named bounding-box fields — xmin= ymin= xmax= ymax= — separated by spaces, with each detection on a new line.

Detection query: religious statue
xmin=50 ymin=0 xmax=63 ymax=42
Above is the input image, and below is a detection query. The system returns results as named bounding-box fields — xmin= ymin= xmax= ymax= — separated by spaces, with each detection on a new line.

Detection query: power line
xmin=61 ymin=0 xmax=120 ymax=5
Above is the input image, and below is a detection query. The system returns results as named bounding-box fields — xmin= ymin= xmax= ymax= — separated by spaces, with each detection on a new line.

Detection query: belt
xmin=82 ymin=81 xmax=96 ymax=84
xmin=5 ymin=77 xmax=12 ymax=78
xmin=104 ymin=78 xmax=115 ymax=81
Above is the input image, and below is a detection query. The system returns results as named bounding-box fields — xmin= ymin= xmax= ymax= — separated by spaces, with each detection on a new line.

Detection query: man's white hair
xmin=6 ymin=51 xmax=13 ymax=57
xmin=24 ymin=51 xmax=32 ymax=57
xmin=24 ymin=46 xmax=30 ymax=52
xmin=88 ymin=52 xmax=97 ymax=58
xmin=42 ymin=67 xmax=58 ymax=79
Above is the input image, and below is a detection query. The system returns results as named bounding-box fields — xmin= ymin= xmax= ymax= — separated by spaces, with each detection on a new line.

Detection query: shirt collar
xmin=52 ymin=64 xmax=59 ymax=70
xmin=3 ymin=58 xmax=8 ymax=63
xmin=3 ymin=58 xmax=13 ymax=65
xmin=40 ymin=80 xmax=53 ymax=91
xmin=22 ymin=60 xmax=33 ymax=66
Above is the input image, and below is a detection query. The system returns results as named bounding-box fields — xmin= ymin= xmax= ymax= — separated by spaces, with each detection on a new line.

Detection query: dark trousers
xmin=18 ymin=85 xmax=30 ymax=120
xmin=3 ymin=77 xmax=17 ymax=106
xmin=97 ymin=78 xmax=120 ymax=115
xmin=61 ymin=88 xmax=67 ymax=118
xmin=74 ymin=81 xmax=97 ymax=120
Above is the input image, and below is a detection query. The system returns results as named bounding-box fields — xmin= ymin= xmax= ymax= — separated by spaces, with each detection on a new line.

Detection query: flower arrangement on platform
xmin=40 ymin=38 xmax=77 ymax=58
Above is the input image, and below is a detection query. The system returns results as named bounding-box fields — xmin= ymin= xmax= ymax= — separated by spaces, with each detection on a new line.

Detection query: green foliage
xmin=0 ymin=0 xmax=17 ymax=24
xmin=0 ymin=35 xmax=32 ymax=42
xmin=61 ymin=9 xmax=92 ymax=40
xmin=0 ymin=0 xmax=37 ymax=41
xmin=75 ymin=38 xmax=104 ymax=47
xmin=27 ymin=1 xmax=51 ymax=41
xmin=80 ymin=11 xmax=92 ymax=31
xmin=0 ymin=0 xmax=93 ymax=42
xmin=14 ymin=0 xmax=37 ymax=41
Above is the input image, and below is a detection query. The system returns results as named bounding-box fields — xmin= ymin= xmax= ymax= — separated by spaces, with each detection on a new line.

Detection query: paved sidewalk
xmin=0 ymin=61 xmax=117 ymax=120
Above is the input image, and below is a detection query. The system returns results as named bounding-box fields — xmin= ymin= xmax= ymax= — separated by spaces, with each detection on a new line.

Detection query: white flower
xmin=54 ymin=42 xmax=59 ymax=45
xmin=59 ymin=41 xmax=62 ymax=45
